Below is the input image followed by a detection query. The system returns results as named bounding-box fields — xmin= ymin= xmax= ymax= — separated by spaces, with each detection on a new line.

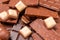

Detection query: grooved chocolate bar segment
xmin=22 ymin=0 xmax=38 ymax=6
xmin=9 ymin=0 xmax=19 ymax=8
xmin=39 ymin=0 xmax=60 ymax=11
xmin=10 ymin=31 xmax=19 ymax=40
xmin=32 ymin=33 xmax=43 ymax=40
xmin=17 ymin=35 xmax=28 ymax=40
xmin=30 ymin=19 xmax=60 ymax=40
xmin=25 ymin=7 xmax=59 ymax=18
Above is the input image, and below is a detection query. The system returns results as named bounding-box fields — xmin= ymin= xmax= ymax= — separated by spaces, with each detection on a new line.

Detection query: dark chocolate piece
xmin=32 ymin=33 xmax=43 ymax=40
xmin=10 ymin=31 xmax=19 ymax=40
xmin=25 ymin=7 xmax=59 ymax=19
xmin=30 ymin=19 xmax=60 ymax=40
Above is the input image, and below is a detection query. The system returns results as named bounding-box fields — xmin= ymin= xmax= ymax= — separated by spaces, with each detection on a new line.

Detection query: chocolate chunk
xmin=30 ymin=19 xmax=60 ymax=40
xmin=32 ymin=33 xmax=43 ymax=40
xmin=21 ymin=16 xmax=30 ymax=24
xmin=22 ymin=0 xmax=38 ymax=6
xmin=25 ymin=7 xmax=59 ymax=18
xmin=39 ymin=0 xmax=60 ymax=11
xmin=10 ymin=31 xmax=19 ymax=40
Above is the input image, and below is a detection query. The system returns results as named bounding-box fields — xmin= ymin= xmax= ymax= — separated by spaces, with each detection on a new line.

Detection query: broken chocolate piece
xmin=29 ymin=36 xmax=33 ymax=40
xmin=0 ymin=0 xmax=8 ymax=3
xmin=32 ymin=33 xmax=43 ymax=40
xmin=30 ymin=19 xmax=60 ymax=40
xmin=25 ymin=7 xmax=59 ymax=18
xmin=21 ymin=16 xmax=30 ymax=24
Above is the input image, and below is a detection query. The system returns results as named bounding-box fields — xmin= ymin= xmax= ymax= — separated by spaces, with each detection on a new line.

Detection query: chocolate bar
xmin=22 ymin=0 xmax=38 ymax=6
xmin=32 ymin=33 xmax=43 ymax=40
xmin=30 ymin=19 xmax=60 ymax=40
xmin=10 ymin=31 xmax=19 ymax=40
xmin=25 ymin=7 xmax=59 ymax=18
xmin=39 ymin=0 xmax=60 ymax=11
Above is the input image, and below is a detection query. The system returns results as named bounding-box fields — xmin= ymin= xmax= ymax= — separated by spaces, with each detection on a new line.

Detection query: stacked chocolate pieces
xmin=0 ymin=0 xmax=60 ymax=40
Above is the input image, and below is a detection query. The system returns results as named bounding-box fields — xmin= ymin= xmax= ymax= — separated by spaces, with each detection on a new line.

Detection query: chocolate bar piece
xmin=32 ymin=33 xmax=43 ymax=40
xmin=25 ymin=7 xmax=59 ymax=18
xmin=39 ymin=0 xmax=60 ymax=11
xmin=30 ymin=19 xmax=60 ymax=40
xmin=17 ymin=35 xmax=28 ymax=40
xmin=10 ymin=31 xmax=19 ymax=40
xmin=21 ymin=16 xmax=30 ymax=24
xmin=22 ymin=0 xmax=38 ymax=6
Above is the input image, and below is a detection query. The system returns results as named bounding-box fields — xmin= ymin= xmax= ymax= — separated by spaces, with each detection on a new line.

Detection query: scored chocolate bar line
xmin=25 ymin=7 xmax=59 ymax=19
xmin=30 ymin=19 xmax=60 ymax=40
xmin=32 ymin=33 xmax=43 ymax=40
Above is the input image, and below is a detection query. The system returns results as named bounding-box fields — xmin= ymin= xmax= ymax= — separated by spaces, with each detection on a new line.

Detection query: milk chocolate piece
xmin=30 ymin=19 xmax=60 ymax=40
xmin=21 ymin=16 xmax=30 ymax=24
xmin=9 ymin=0 xmax=19 ymax=8
xmin=22 ymin=0 xmax=38 ymax=6
xmin=39 ymin=0 xmax=60 ymax=11
xmin=10 ymin=31 xmax=19 ymax=40
xmin=32 ymin=33 xmax=43 ymax=40
xmin=25 ymin=7 xmax=59 ymax=18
